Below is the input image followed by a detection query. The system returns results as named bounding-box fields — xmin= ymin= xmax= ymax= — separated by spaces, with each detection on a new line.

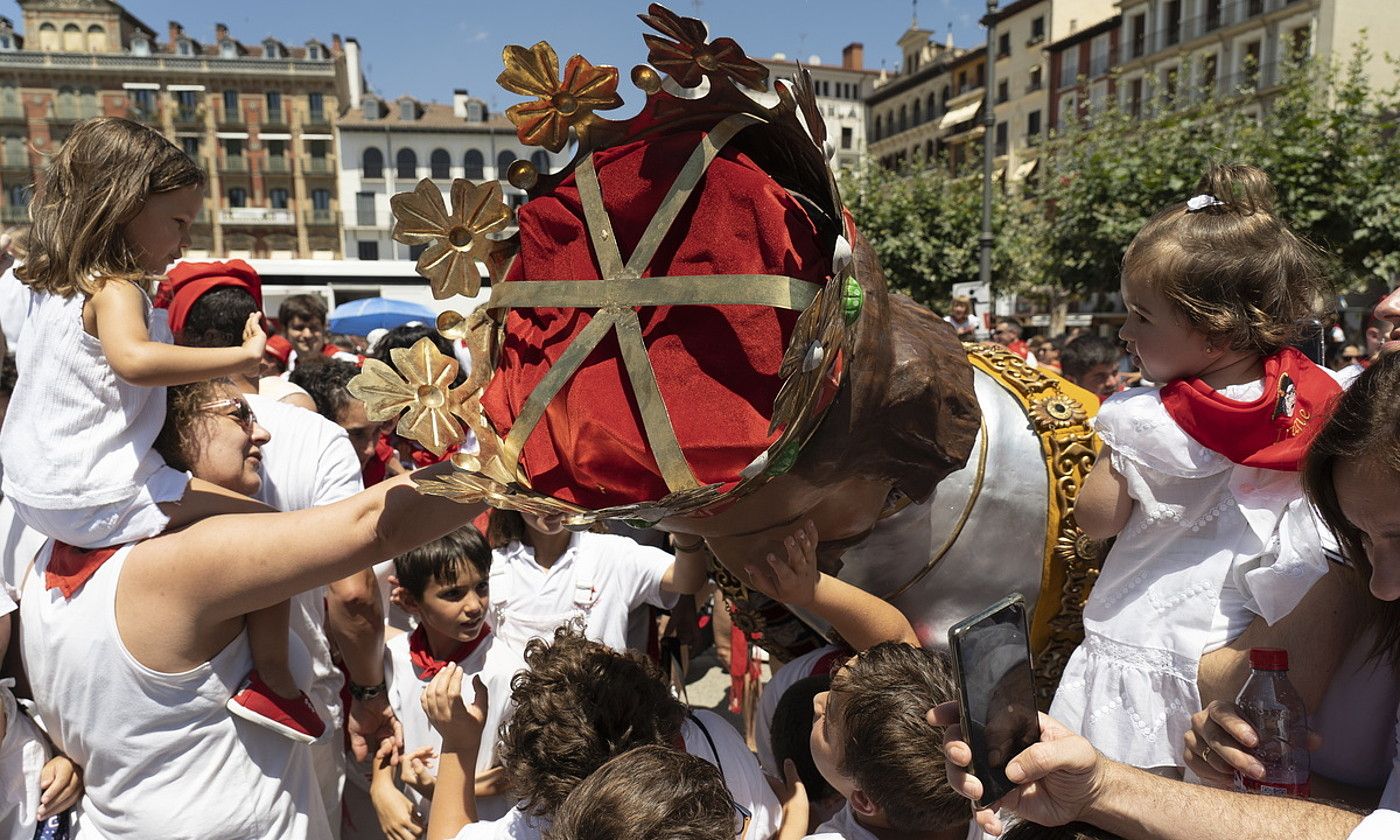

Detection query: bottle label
xmin=1241 ymin=777 xmax=1311 ymax=798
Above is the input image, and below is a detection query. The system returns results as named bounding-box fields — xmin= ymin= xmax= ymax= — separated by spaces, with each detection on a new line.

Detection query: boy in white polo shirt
xmin=369 ymin=526 xmax=510 ymax=839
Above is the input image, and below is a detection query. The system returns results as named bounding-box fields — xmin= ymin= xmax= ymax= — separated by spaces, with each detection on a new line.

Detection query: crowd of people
xmin=0 ymin=116 xmax=1397 ymax=840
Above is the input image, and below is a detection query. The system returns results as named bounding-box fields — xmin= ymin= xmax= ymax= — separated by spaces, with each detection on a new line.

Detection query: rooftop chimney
xmin=842 ymin=42 xmax=863 ymax=70
xmin=215 ymin=23 xmax=228 ymax=42
xmin=453 ymin=89 xmax=470 ymax=119
xmin=330 ymin=33 xmax=342 ymax=56
xmin=168 ymin=21 xmax=183 ymax=44
xmin=946 ymin=30 xmax=954 ymax=49
xmin=344 ymin=37 xmax=364 ymax=108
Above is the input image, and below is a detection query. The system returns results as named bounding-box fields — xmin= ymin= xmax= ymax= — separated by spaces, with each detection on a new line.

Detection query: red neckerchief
xmin=45 ymin=541 xmax=125 ymax=599
xmin=408 ymin=623 xmax=492 ymax=681
xmin=361 ymin=435 xmax=396 ymax=487
xmin=1159 ymin=347 xmax=1341 ymax=472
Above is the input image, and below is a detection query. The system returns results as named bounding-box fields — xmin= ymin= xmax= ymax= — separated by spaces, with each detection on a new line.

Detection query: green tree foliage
xmin=841 ymin=46 xmax=1399 ymax=313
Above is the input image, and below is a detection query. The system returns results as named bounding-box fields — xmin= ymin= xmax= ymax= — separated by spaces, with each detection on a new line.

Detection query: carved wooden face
xmin=662 ymin=233 xmax=981 ymax=580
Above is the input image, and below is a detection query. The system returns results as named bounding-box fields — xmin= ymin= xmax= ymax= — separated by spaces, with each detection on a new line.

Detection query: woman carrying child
xmin=1050 ymin=164 xmax=1350 ymax=775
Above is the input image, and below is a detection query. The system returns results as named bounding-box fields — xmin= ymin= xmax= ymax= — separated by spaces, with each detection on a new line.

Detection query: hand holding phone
xmin=948 ymin=594 xmax=1040 ymax=808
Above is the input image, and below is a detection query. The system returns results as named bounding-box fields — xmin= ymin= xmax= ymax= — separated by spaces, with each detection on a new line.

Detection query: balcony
xmin=306 ymin=109 xmax=328 ymax=127
xmin=0 ymin=156 xmax=29 ymax=173
xmin=219 ymin=207 xmax=294 ymax=226
xmin=264 ymin=157 xmax=290 ymax=174
xmin=305 ymin=157 xmax=333 ymax=174
xmin=0 ymin=105 xmax=24 ymax=123
xmin=221 ymin=156 xmax=249 ymax=173
xmin=219 ymin=109 xmax=244 ymax=127
xmin=174 ymin=106 xmax=202 ymax=126
xmin=304 ymin=208 xmax=338 ymax=226
xmin=0 ymin=206 xmax=28 ymax=223
xmin=1025 ymin=79 xmax=1043 ymax=94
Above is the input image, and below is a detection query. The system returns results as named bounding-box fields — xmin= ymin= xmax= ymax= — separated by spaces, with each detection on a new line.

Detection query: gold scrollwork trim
xmin=965 ymin=343 xmax=1106 ymax=708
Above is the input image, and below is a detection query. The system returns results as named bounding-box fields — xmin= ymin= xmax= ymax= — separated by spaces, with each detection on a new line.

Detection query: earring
xmin=1205 ymin=344 xmax=1215 ymax=354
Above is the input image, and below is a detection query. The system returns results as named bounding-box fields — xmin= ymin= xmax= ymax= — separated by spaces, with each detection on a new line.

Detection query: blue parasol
xmin=327 ymin=297 xmax=438 ymax=336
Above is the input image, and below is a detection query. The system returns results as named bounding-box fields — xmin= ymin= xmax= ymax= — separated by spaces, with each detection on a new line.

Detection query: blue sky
xmin=0 ymin=1 xmax=993 ymax=108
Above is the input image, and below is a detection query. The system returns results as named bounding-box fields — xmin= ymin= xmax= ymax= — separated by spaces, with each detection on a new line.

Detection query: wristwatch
xmin=348 ymin=680 xmax=386 ymax=701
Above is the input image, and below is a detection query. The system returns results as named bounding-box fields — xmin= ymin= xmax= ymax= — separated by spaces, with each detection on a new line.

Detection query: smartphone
xmin=947 ymin=594 xmax=1040 ymax=809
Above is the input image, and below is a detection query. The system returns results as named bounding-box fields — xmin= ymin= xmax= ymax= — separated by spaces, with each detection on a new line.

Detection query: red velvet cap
xmin=480 ymin=129 xmax=831 ymax=509
xmin=155 ymin=259 xmax=264 ymax=340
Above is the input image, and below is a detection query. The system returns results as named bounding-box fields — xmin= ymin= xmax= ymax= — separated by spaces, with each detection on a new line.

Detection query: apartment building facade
xmin=758 ymin=43 xmax=880 ymax=172
xmin=0 ymin=0 xmax=346 ymax=259
xmin=1112 ymin=0 xmax=1400 ymax=117
xmin=865 ymin=22 xmax=968 ymax=171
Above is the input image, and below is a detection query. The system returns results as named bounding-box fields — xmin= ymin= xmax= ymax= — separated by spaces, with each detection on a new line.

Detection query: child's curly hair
xmin=498 ymin=626 xmax=687 ymax=818
xmin=1121 ymin=163 xmax=1331 ymax=355
xmin=544 ymin=745 xmax=737 ymax=840
xmin=20 ymin=117 xmax=204 ymax=297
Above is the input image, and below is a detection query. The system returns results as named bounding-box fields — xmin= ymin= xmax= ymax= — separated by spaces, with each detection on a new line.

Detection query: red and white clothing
xmin=385 ymin=626 xmax=511 ymax=821
xmin=21 ymin=543 xmax=329 ymax=839
xmin=756 ymin=644 xmax=845 ymax=776
xmin=450 ymin=711 xmax=781 ymax=840
xmin=1051 ymin=365 xmax=1340 ymax=771
xmin=287 ymin=343 xmax=361 ymax=372
xmin=485 ymin=531 xmax=678 ymax=666
xmin=1 ymin=290 xmax=188 ymax=548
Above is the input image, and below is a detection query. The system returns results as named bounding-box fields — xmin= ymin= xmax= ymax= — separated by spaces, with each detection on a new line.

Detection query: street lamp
xmin=980 ymin=0 xmax=998 ymax=295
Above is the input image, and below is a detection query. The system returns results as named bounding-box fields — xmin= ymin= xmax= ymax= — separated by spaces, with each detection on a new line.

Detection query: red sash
xmin=45 ymin=542 xmax=125 ymax=599
xmin=408 ymin=623 xmax=492 ymax=681
xmin=1159 ymin=347 xmax=1340 ymax=472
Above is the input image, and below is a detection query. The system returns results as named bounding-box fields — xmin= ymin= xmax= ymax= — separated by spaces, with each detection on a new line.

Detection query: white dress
xmin=1050 ymin=382 xmax=1331 ymax=770
xmin=0 ymin=289 xmax=188 ymax=547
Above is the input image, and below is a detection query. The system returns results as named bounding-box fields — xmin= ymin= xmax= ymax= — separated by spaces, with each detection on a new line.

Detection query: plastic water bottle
xmin=1234 ymin=647 xmax=1310 ymax=797
xmin=33 ymin=811 xmax=70 ymax=840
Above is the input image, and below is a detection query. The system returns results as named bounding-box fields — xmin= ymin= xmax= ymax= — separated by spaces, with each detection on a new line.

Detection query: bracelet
xmin=349 ymin=681 xmax=387 ymax=701
xmin=673 ymin=536 xmax=706 ymax=553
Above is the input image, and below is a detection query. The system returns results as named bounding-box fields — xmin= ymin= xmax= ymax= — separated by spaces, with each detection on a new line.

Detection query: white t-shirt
xmin=682 ymin=710 xmax=783 ymax=840
xmin=0 ymin=681 xmax=50 ymax=840
xmin=0 ymin=264 xmax=30 ymax=351
xmin=0 ymin=497 xmax=43 ymax=603
xmin=385 ymin=630 xmax=511 ymax=821
xmin=756 ymin=644 xmax=844 ymax=776
xmin=489 ymin=531 xmax=678 ymax=654
xmin=451 ymin=805 xmax=547 ymax=840
xmin=804 ymin=804 xmax=979 ymax=840
xmin=1351 ymin=810 xmax=1400 ymax=839
xmin=247 ymin=393 xmax=364 ymax=733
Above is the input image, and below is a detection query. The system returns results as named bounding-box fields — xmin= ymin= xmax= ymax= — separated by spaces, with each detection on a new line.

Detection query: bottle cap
xmin=1249 ymin=647 xmax=1289 ymax=671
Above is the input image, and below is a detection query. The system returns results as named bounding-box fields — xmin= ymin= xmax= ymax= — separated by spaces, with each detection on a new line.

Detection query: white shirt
xmin=0 ymin=497 xmax=44 ymax=602
xmin=451 ymin=806 xmax=547 ymax=840
xmin=385 ymin=631 xmax=511 ymax=821
xmin=0 ymin=264 xmax=30 ymax=350
xmin=247 ymin=393 xmax=364 ymax=734
xmin=1351 ymin=810 xmax=1400 ymax=839
xmin=756 ymin=644 xmax=843 ymax=776
xmin=1 ymin=290 xmax=173 ymax=508
xmin=0 ymin=681 xmax=50 ymax=840
xmin=21 ymin=543 xmax=329 ymax=839
xmin=1050 ymin=382 xmax=1331 ymax=770
xmin=804 ymin=804 xmax=980 ymax=840
xmin=489 ymin=531 xmax=678 ymax=654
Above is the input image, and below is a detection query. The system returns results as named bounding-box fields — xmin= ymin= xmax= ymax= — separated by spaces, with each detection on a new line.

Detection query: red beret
xmin=264 ymin=334 xmax=293 ymax=366
xmin=480 ymin=130 xmax=830 ymax=509
xmin=155 ymin=259 xmax=263 ymax=340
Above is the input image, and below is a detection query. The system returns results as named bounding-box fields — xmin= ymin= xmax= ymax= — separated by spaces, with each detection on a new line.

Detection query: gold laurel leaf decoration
xmin=498 ymin=41 xmax=623 ymax=153
xmin=346 ymin=337 xmax=466 ymax=457
xmin=639 ymin=3 xmax=769 ymax=91
xmin=390 ymin=179 xmax=512 ymax=300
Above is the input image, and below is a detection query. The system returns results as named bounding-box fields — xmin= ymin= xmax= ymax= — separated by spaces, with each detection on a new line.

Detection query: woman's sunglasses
xmin=199 ymin=397 xmax=257 ymax=431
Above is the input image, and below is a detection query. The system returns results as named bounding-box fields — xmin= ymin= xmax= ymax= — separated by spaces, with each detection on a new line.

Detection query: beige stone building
xmin=865 ymin=21 xmax=969 ymax=171
xmin=758 ymin=44 xmax=881 ymax=172
xmin=1113 ymin=0 xmax=1400 ymax=116
xmin=0 ymin=0 xmax=346 ymax=259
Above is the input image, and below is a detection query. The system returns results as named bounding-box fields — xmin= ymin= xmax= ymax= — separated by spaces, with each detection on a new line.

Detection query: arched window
xmin=227 ymin=187 xmax=247 ymax=208
xmin=38 ymin=23 xmax=58 ymax=52
xmin=85 ymin=24 xmax=104 ymax=52
xmin=269 ymin=187 xmax=289 ymax=209
xmin=496 ymin=150 xmax=516 ymax=178
xmin=927 ymin=91 xmax=938 ymax=117
xmin=463 ymin=149 xmax=484 ymax=179
xmin=130 ymin=36 xmax=150 ymax=56
xmin=396 ymin=147 xmax=417 ymax=179
xmin=362 ymin=147 xmax=383 ymax=179
xmin=529 ymin=149 xmax=549 ymax=175
xmin=54 ymin=86 xmax=77 ymax=120
xmin=430 ymin=148 xmax=451 ymax=179
xmin=62 ymin=23 xmax=82 ymax=52
xmin=898 ymin=104 xmax=907 ymax=133
xmin=912 ymin=98 xmax=921 ymax=125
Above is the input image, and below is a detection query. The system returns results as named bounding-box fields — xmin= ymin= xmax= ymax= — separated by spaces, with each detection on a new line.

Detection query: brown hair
xmin=829 ymin=642 xmax=965 ymax=833
xmin=153 ymin=378 xmax=235 ymax=472
xmin=277 ymin=293 xmax=327 ymax=327
xmin=19 ymin=117 xmax=205 ymax=297
xmin=1301 ymin=351 xmax=1400 ymax=668
xmin=1121 ymin=164 xmax=1330 ymax=355
xmin=486 ymin=507 xmax=605 ymax=550
xmin=1002 ymin=821 xmax=1126 ymax=840
xmin=498 ymin=626 xmax=688 ymax=818
xmin=544 ymin=745 xmax=736 ymax=840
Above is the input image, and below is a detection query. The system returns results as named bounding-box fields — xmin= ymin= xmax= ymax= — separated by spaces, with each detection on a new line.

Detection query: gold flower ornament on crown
xmin=350 ymin=3 xmax=859 ymax=526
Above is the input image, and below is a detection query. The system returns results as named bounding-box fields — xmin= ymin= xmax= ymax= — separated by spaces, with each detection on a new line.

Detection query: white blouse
xmin=1050 ymin=382 xmax=1331 ymax=770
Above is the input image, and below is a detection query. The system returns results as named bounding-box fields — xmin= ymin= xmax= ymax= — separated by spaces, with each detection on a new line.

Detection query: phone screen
xmin=948 ymin=596 xmax=1039 ymax=808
